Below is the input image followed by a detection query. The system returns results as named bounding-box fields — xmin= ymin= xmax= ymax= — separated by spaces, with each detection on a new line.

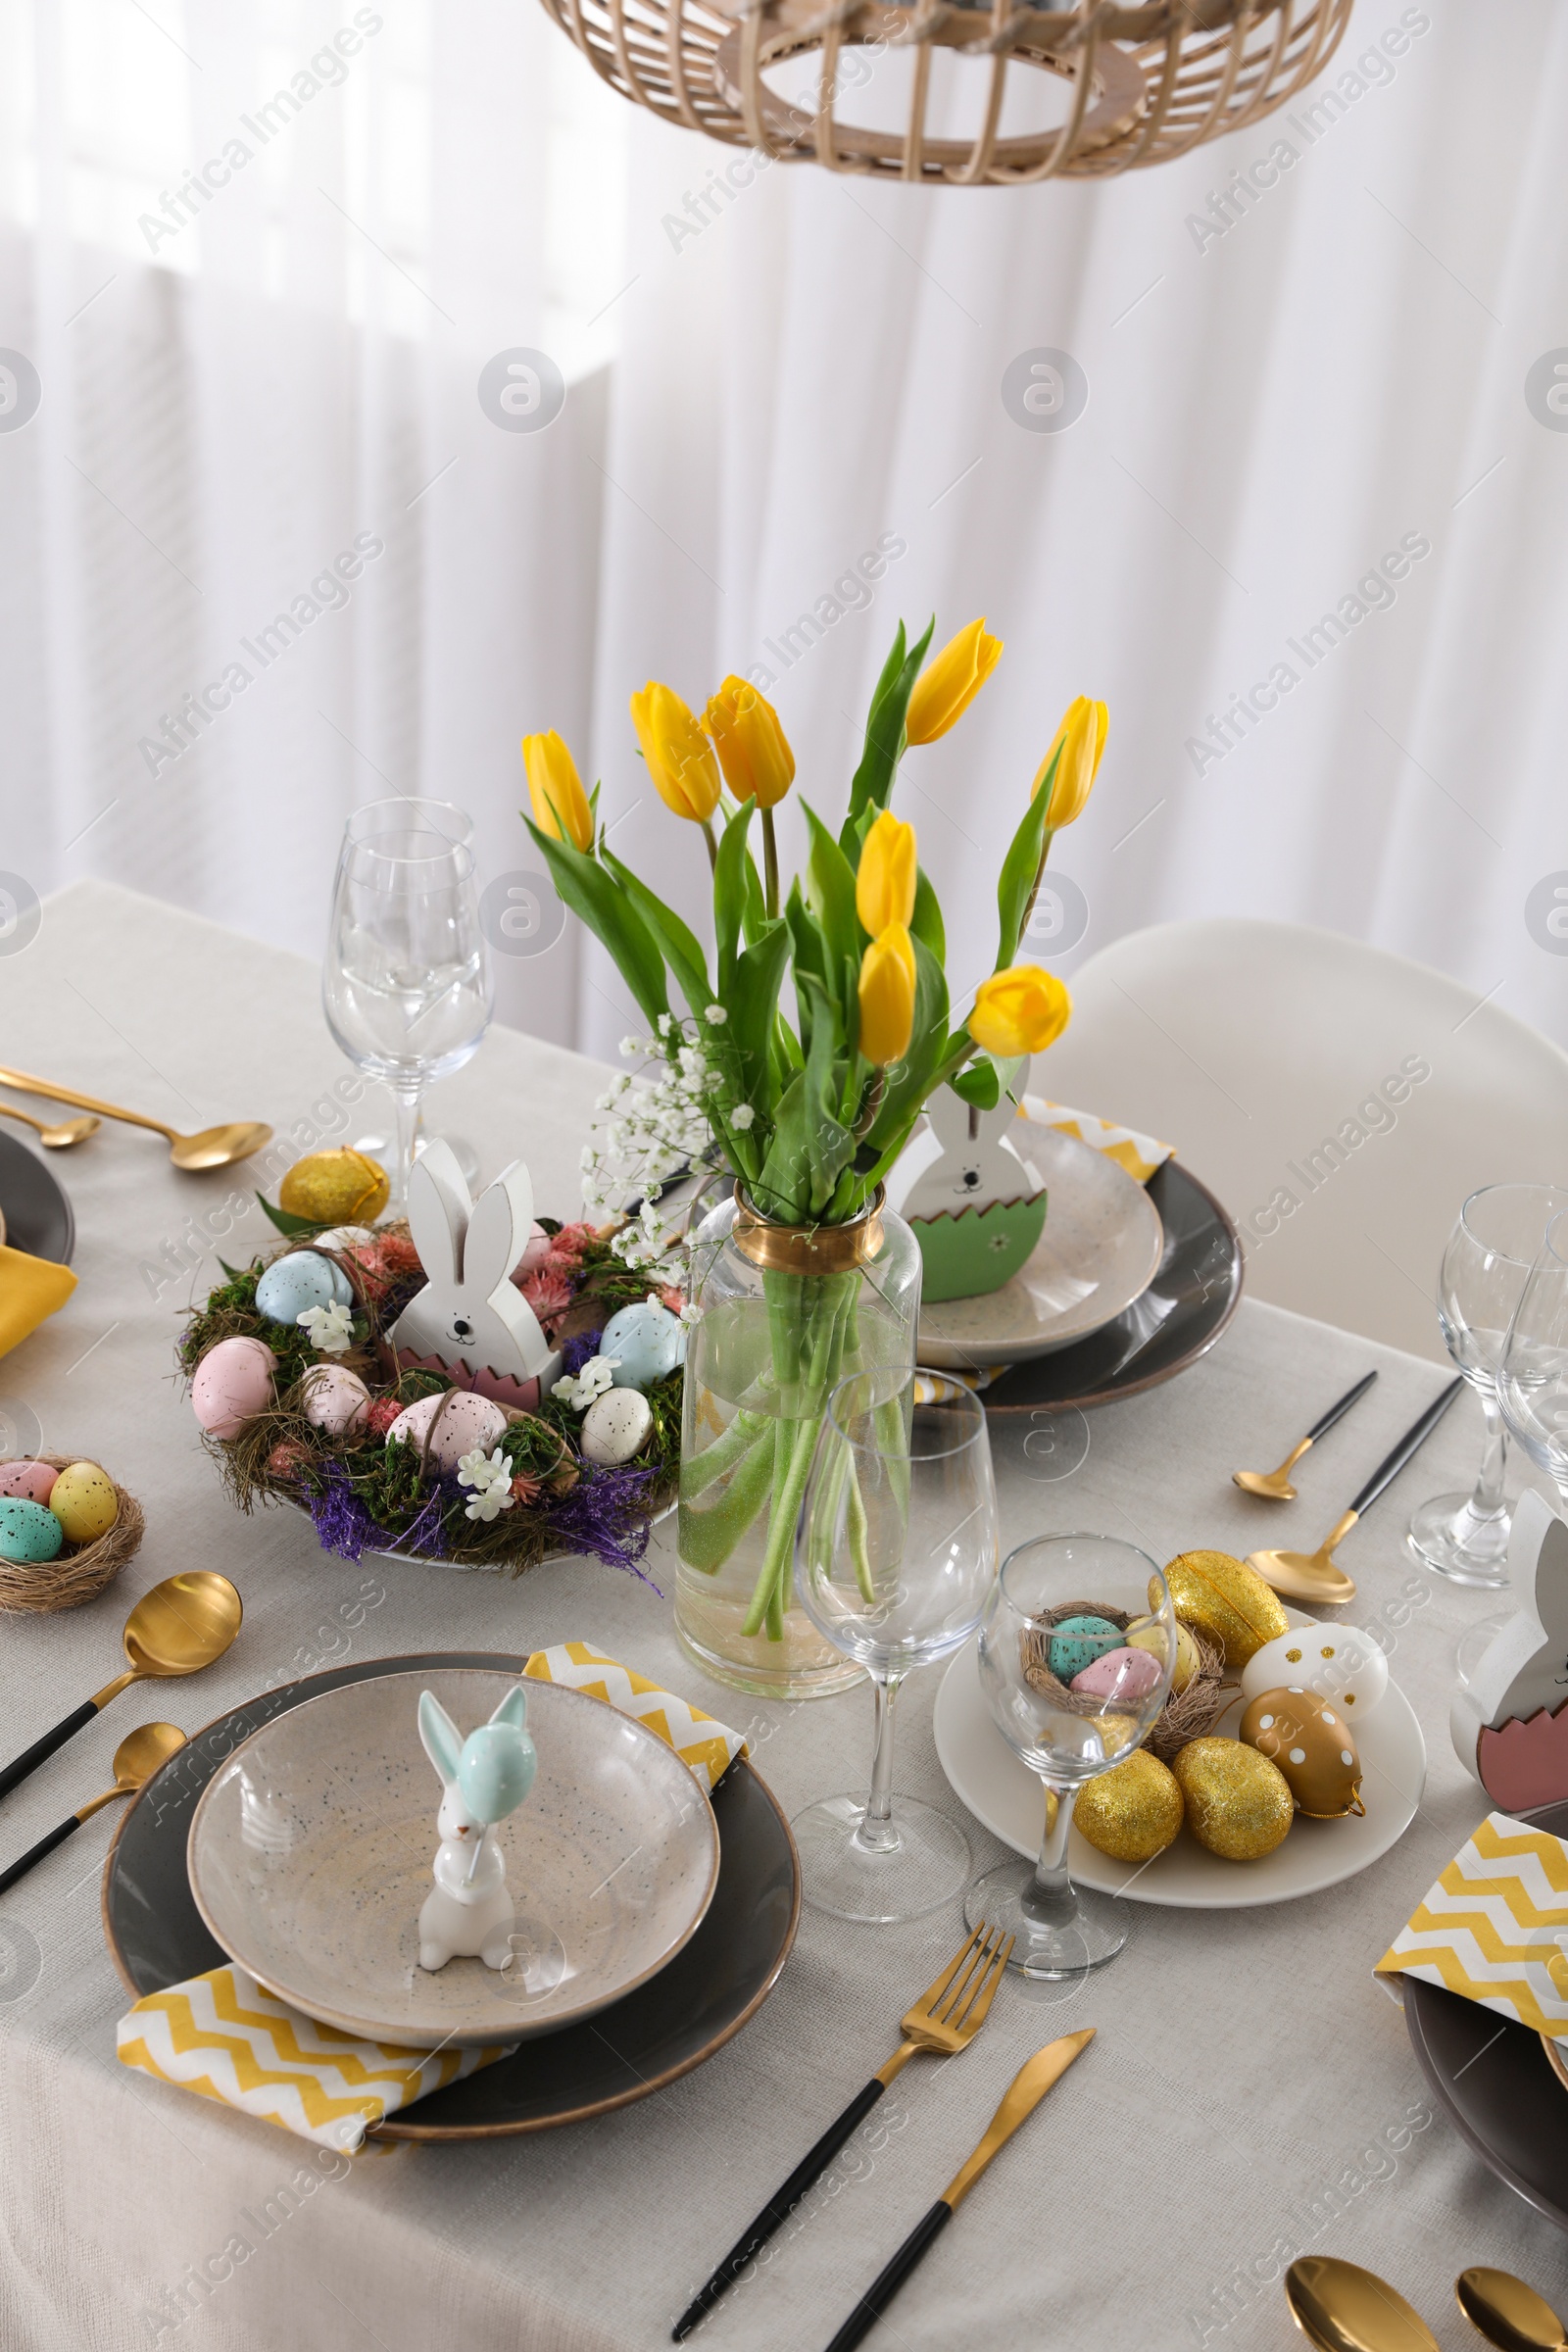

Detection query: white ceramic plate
xmin=915 ymin=1122 xmax=1163 ymax=1368
xmin=188 ymin=1667 xmax=719 ymax=2047
xmin=933 ymin=1610 xmax=1426 ymax=1909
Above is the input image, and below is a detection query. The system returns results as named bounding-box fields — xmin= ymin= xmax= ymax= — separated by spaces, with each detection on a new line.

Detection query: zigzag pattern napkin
xmin=1375 ymin=1810 xmax=1568 ymax=2035
xmin=1018 ymin=1094 xmax=1173 ymax=1187
xmin=522 ymin=1640 xmax=746 ymax=1791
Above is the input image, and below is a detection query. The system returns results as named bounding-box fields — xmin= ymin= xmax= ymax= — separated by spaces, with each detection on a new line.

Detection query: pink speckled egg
xmin=191 ymin=1336 xmax=278 ymax=1439
xmin=385 ymin=1388 xmax=509 ymax=1472
xmin=300 ymin=1363 xmax=371 ymax=1438
xmin=510 ymin=1222 xmax=552 ymax=1283
xmin=0 ymin=1459 xmax=57 ymax=1505
xmin=1070 ymin=1645 xmax=1163 ymax=1703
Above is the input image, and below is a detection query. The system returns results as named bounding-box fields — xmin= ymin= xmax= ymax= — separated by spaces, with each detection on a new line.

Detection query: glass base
xmin=1455 ymin=1609 xmax=1514 ymax=1687
xmin=674 ymin=1597 xmax=864 ymax=1702
xmin=965 ymin=1858 xmax=1130 ymax=1981
xmin=792 ymin=1793 xmax=969 ymax=1924
xmin=1407 ymin=1492 xmax=1512 ymax=1587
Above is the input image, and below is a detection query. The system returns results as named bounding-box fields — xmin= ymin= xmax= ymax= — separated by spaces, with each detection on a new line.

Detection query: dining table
xmin=3 ymin=876 xmax=1568 ymax=2352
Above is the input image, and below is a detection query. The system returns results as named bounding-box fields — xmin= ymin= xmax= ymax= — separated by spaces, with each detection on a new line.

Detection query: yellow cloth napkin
xmin=117 ymin=1647 xmax=746 ymax=2146
xmin=0 ymin=1244 xmax=75 ymax=1357
xmin=1018 ymin=1093 xmax=1173 ymax=1187
xmin=1375 ymin=1810 xmax=1568 ymax=2034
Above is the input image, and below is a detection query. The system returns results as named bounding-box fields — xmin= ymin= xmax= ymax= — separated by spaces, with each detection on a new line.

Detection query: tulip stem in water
xmin=761 ymin=808 xmax=779 ymax=921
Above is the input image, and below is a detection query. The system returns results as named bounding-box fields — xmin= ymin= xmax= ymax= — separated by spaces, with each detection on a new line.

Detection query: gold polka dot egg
xmin=1240 ymin=1687 xmax=1363 ymax=1818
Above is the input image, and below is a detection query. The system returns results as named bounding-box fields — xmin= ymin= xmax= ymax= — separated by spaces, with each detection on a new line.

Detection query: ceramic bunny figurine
xmin=1451 ymin=1491 xmax=1568 ymax=1810
xmin=416 ymin=1686 xmax=538 ymax=1973
xmin=389 ymin=1139 xmax=563 ymax=1408
xmin=886 ymin=1071 xmax=1050 ymax=1302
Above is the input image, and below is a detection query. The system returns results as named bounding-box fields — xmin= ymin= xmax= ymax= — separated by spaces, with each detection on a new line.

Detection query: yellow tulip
xmin=905 ymin=617 xmax=1003 ymax=746
xmin=858 ymin=924 xmax=916 ymax=1066
xmin=1032 ymin=697 xmax=1108 ymax=827
xmin=969 ymin=964 xmax=1072 ymax=1058
xmin=856 ymin=810 xmax=917 ymax=937
xmin=521 ymin=729 xmax=594 ymax=855
xmin=702 ymin=677 xmax=795 ymax=809
xmin=630 ymin=681 xmax=721 ymax=823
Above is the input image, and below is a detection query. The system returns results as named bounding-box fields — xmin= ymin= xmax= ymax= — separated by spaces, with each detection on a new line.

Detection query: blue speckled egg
xmin=256 ymin=1250 xmax=353 ymax=1328
xmin=1048 ymin=1613 xmax=1123 ymax=1682
xmin=0 ymin=1495 xmax=65 ymax=1564
xmin=600 ymin=1300 xmax=686 ymax=1390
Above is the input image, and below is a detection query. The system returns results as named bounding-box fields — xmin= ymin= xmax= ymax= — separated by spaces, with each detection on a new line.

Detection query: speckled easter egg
xmin=385 ymin=1389 xmax=509 ymax=1472
xmin=1172 ymin=1738 xmax=1295 ymax=1860
xmin=600 ymin=1301 xmax=686 ymax=1390
xmin=48 ymin=1460 xmax=119 ymax=1544
xmin=0 ymin=1459 xmax=57 ymax=1506
xmin=580 ymin=1387 xmax=655 ymax=1466
xmin=1070 ymin=1645 xmax=1163 ymax=1703
xmin=315 ymin=1225 xmax=376 ymax=1253
xmin=1047 ymin=1613 xmax=1123 ymax=1682
xmin=1124 ymin=1614 xmax=1202 ymax=1695
xmin=1241 ymin=1688 xmax=1363 ymax=1819
xmin=1074 ymin=1750 xmax=1185 ymax=1863
xmin=278 ymin=1148 xmax=389 ymax=1226
xmin=255 ymin=1250 xmax=353 ymax=1328
xmin=192 ymin=1337 xmax=278 ymax=1438
xmin=300 ymin=1364 xmax=371 ymax=1439
xmin=1240 ymin=1623 xmax=1389 ymax=1721
xmin=0 ymin=1496 xmax=65 ymax=1564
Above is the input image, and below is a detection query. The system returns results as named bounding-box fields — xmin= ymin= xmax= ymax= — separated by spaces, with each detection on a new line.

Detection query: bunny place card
xmin=886 ymin=1068 xmax=1048 ymax=1301
xmin=1451 ymin=1490 xmax=1568 ymax=1812
xmin=389 ymin=1139 xmax=564 ymax=1407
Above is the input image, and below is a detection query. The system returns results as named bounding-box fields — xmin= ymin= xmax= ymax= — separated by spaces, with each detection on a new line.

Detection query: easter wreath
xmin=177 ymin=1199 xmax=685 ymax=1579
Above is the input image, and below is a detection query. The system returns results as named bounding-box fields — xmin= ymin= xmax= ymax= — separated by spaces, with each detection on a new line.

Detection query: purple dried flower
xmin=308 ymin=1467 xmax=375 ymax=1561
xmin=561 ymin=1329 xmax=604 ymax=1379
xmin=541 ymin=1463 xmax=663 ymax=1590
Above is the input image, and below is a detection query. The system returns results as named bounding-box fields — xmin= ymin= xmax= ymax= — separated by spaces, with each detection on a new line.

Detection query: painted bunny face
xmin=891 ymin=1074 xmax=1046 ymax=1221
xmin=389 ymin=1141 xmax=560 ymax=1393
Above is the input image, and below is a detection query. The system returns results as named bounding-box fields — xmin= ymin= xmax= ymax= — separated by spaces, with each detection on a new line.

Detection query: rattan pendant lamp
xmin=536 ymin=0 xmax=1354 ymax=187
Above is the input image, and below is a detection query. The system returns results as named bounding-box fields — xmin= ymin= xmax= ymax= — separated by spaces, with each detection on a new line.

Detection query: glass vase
xmin=675 ymin=1186 xmax=922 ymax=1699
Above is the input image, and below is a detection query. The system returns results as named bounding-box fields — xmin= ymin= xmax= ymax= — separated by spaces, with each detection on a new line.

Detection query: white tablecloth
xmin=2 ymin=881 xmax=1566 ymax=2352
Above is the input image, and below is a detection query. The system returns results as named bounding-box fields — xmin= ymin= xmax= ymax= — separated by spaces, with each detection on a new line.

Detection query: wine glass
xmin=793 ymin=1369 xmax=999 ymax=1924
xmin=321 ymin=801 xmax=493 ymax=1211
xmin=965 ymin=1533 xmax=1175 ymax=1981
xmin=1408 ymin=1185 xmax=1568 ymax=1586
xmin=1498 ymin=1207 xmax=1568 ymax=1515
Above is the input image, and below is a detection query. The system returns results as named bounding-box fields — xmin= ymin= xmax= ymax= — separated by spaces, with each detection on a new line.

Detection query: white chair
xmin=1037 ymin=917 xmax=1568 ymax=1364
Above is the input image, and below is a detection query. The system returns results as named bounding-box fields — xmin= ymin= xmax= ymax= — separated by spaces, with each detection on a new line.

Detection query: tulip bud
xmin=969 ymin=964 xmax=1072 ymax=1058
xmin=630 ymin=682 xmax=722 ymax=823
xmin=1032 ymin=697 xmax=1108 ymax=827
xmin=702 ymin=676 xmax=795 ymax=809
xmin=858 ymin=925 xmax=916 ymax=1067
xmin=521 ymin=729 xmax=594 ymax=855
xmin=905 ymin=617 xmax=1004 ymax=746
xmin=855 ymin=810 xmax=918 ymax=937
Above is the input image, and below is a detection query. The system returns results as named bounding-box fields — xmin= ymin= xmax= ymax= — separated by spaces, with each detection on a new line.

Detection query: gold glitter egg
xmin=1241 ymin=1687 xmax=1363 ymax=1819
xmin=1172 ymin=1737 xmax=1294 ymax=1860
xmin=278 ymin=1148 xmax=390 ymax=1228
xmin=1075 ymin=1751 xmax=1184 ymax=1863
xmin=1155 ymin=1550 xmax=1289 ymax=1668
xmin=1124 ymin=1615 xmax=1201 ymax=1694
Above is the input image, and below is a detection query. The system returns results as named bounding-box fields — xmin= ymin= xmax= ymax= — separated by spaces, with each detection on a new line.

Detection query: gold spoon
xmin=1235 ymin=1370 xmax=1378 ymax=1500
xmin=1457 ymin=2268 xmax=1568 ymax=2350
xmin=0 ymin=1062 xmax=270 ymax=1170
xmin=0 ymin=1571 xmax=242 ymax=1801
xmin=0 ymin=1100 xmax=101 ymax=1149
xmin=0 ymin=1723 xmax=188 ymax=1895
xmin=1286 ymin=2256 xmax=1439 ymax=2351
xmin=1250 ymin=1376 xmax=1465 ymax=1605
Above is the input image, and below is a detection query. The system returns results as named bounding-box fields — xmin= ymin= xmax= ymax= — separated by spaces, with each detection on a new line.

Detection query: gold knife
xmin=822 ymin=2031 xmax=1095 ymax=2352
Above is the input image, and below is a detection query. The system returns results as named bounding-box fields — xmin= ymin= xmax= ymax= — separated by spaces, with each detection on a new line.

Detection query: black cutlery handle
xmin=822 ymin=2199 xmax=954 ymax=2352
xmin=1306 ymin=1369 xmax=1379 ymax=1444
xmin=0 ymin=1813 xmax=80 ymax=1897
xmin=0 ymin=1699 xmax=98 ymax=1803
xmin=1349 ymin=1375 xmax=1465 ymax=1517
xmin=671 ymin=2078 xmax=888 ymax=2339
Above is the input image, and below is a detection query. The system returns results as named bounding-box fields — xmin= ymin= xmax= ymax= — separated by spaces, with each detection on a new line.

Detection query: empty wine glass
xmin=322 ymin=801 xmax=493 ymax=1210
xmin=1498 ymin=1207 xmax=1568 ymax=1514
xmin=793 ymin=1370 xmax=999 ymax=1925
xmin=1408 ymin=1184 xmax=1568 ymax=1586
xmin=966 ymin=1534 xmax=1175 ymax=1981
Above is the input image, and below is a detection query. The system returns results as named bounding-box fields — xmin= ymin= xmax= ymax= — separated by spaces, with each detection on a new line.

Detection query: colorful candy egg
xmin=0 ymin=1496 xmax=65 ymax=1564
xmin=1074 ymin=1750 xmax=1185 ymax=1863
xmin=1047 ymin=1613 xmax=1124 ymax=1682
xmin=0 ymin=1459 xmax=57 ymax=1506
xmin=48 ymin=1460 xmax=119 ymax=1544
xmin=600 ymin=1301 xmax=686 ymax=1390
xmin=1070 ymin=1645 xmax=1164 ymax=1703
xmin=1158 ymin=1551 xmax=1289 ymax=1667
xmin=1241 ymin=1688 xmax=1363 ymax=1818
xmin=1125 ymin=1615 xmax=1202 ymax=1695
xmin=385 ymin=1389 xmax=509 ymax=1472
xmin=278 ymin=1147 xmax=389 ymax=1226
xmin=1172 ymin=1738 xmax=1295 ymax=1860
xmin=300 ymin=1364 xmax=371 ymax=1438
xmin=192 ymin=1337 xmax=278 ymax=1438
xmin=256 ymin=1250 xmax=354 ymax=1328
xmin=1240 ymin=1623 xmax=1389 ymax=1720
xmin=580 ymin=1387 xmax=654 ymax=1465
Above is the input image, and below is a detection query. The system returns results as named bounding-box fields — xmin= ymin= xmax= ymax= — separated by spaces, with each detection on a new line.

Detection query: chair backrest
xmin=1034 ymin=917 xmax=1568 ymax=1363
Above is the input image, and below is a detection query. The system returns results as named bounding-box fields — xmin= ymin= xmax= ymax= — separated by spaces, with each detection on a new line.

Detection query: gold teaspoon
xmin=0 ymin=1101 xmax=100 ymax=1148
xmin=1250 ymin=1377 xmax=1465 ymax=1606
xmin=1286 ymin=2256 xmax=1439 ymax=2351
xmin=0 ymin=1062 xmax=270 ymax=1170
xmin=0 ymin=1723 xmax=188 ymax=1895
xmin=1234 ymin=1371 xmax=1378 ymax=1501
xmin=0 ymin=1571 xmax=242 ymax=1801
xmin=1456 ymin=2267 xmax=1568 ymax=2351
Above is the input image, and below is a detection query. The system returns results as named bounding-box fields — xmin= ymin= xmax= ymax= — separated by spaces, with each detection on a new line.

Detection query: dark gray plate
xmin=0 ymin=1130 xmax=74 ymax=1263
xmin=1404 ymin=1796 xmax=1568 ymax=2231
xmin=103 ymin=1649 xmax=800 ymax=2138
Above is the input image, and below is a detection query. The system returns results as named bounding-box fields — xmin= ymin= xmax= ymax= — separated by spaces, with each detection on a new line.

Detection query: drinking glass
xmin=321 ymin=801 xmax=493 ymax=1210
xmin=966 ymin=1533 xmax=1175 ymax=1980
xmin=1408 ymin=1184 xmax=1568 ymax=1585
xmin=793 ymin=1370 xmax=999 ymax=1924
xmin=1498 ymin=1207 xmax=1568 ymax=1513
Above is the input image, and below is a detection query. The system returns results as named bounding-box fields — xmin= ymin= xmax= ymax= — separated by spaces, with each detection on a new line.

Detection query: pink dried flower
xmin=550 ymin=1221 xmax=596 ymax=1263
xmin=659 ymin=1285 xmax=685 ymax=1316
xmin=266 ymin=1441 xmax=312 ymax=1480
xmin=509 ymin=1471 xmax=542 ymax=1506
xmin=365 ymin=1397 xmax=403 ymax=1438
xmin=520 ymin=1270 xmax=572 ymax=1326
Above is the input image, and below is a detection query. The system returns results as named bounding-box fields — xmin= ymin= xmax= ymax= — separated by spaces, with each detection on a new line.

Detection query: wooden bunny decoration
xmin=416 ymin=1686 xmax=538 ymax=1973
xmin=389 ymin=1138 xmax=563 ymax=1407
xmin=1450 ymin=1490 xmax=1568 ymax=1812
xmin=887 ymin=1068 xmax=1049 ymax=1301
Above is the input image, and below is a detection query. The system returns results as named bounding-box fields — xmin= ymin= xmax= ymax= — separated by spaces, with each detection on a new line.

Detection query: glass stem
xmin=1470 ymin=1389 xmax=1508 ymax=1523
xmin=856 ymin=1674 xmax=902 ymax=1854
xmin=391 ymin=1083 xmax=422 ymax=1213
xmin=1022 ymin=1780 xmax=1080 ymax=1924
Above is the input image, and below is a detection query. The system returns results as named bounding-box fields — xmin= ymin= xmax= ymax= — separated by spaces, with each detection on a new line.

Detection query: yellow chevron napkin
xmin=1375 ymin=1811 xmax=1568 ymax=2035
xmin=1019 ymin=1094 xmax=1173 ymax=1187
xmin=0 ymin=1244 xmax=76 ymax=1358
xmin=523 ymin=1641 xmax=746 ymax=1791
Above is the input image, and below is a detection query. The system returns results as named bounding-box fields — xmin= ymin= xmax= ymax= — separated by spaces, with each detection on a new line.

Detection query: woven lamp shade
xmin=537 ymin=0 xmax=1354 ymax=186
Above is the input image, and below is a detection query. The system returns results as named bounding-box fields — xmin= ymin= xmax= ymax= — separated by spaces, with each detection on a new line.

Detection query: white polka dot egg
xmin=1239 ymin=1621 xmax=1389 ymax=1719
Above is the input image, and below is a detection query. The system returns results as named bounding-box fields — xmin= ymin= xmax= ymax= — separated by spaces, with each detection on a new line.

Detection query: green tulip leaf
xmin=713 ymin=797 xmax=757 ymax=987
xmin=843 ymin=615 xmax=935 ymax=841
xmin=802 ymin=800 xmax=860 ymax=985
xmin=600 ymin=847 xmax=713 ymax=1024
xmin=524 ymin=815 xmax=669 ymax=1029
xmin=910 ymin=866 xmax=946 ymax=966
xmin=994 ymin=747 xmax=1057 ymax=971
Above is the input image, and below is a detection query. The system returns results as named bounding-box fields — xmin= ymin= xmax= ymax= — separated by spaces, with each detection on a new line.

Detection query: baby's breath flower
xmin=731 ymin=1102 xmax=756 ymax=1131
xmin=705 ymin=1004 xmax=727 ymax=1024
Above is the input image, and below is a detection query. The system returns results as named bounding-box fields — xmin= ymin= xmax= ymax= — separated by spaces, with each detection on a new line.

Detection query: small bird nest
xmin=1020 ymin=1597 xmax=1227 ymax=1758
xmin=0 ymin=1457 xmax=145 ymax=1616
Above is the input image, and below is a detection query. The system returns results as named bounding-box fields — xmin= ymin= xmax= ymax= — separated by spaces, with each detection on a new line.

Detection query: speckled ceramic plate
xmin=186 ymin=1667 xmax=719 ymax=2049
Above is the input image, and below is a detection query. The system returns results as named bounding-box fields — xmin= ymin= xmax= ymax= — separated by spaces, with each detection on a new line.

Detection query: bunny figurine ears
xmin=389 ymin=1138 xmax=564 ymax=1407
xmin=419 ymin=1687 xmax=538 ymax=1827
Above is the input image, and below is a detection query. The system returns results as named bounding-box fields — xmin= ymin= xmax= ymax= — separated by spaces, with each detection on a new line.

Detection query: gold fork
xmin=671 ymin=1924 xmax=1013 ymax=2341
